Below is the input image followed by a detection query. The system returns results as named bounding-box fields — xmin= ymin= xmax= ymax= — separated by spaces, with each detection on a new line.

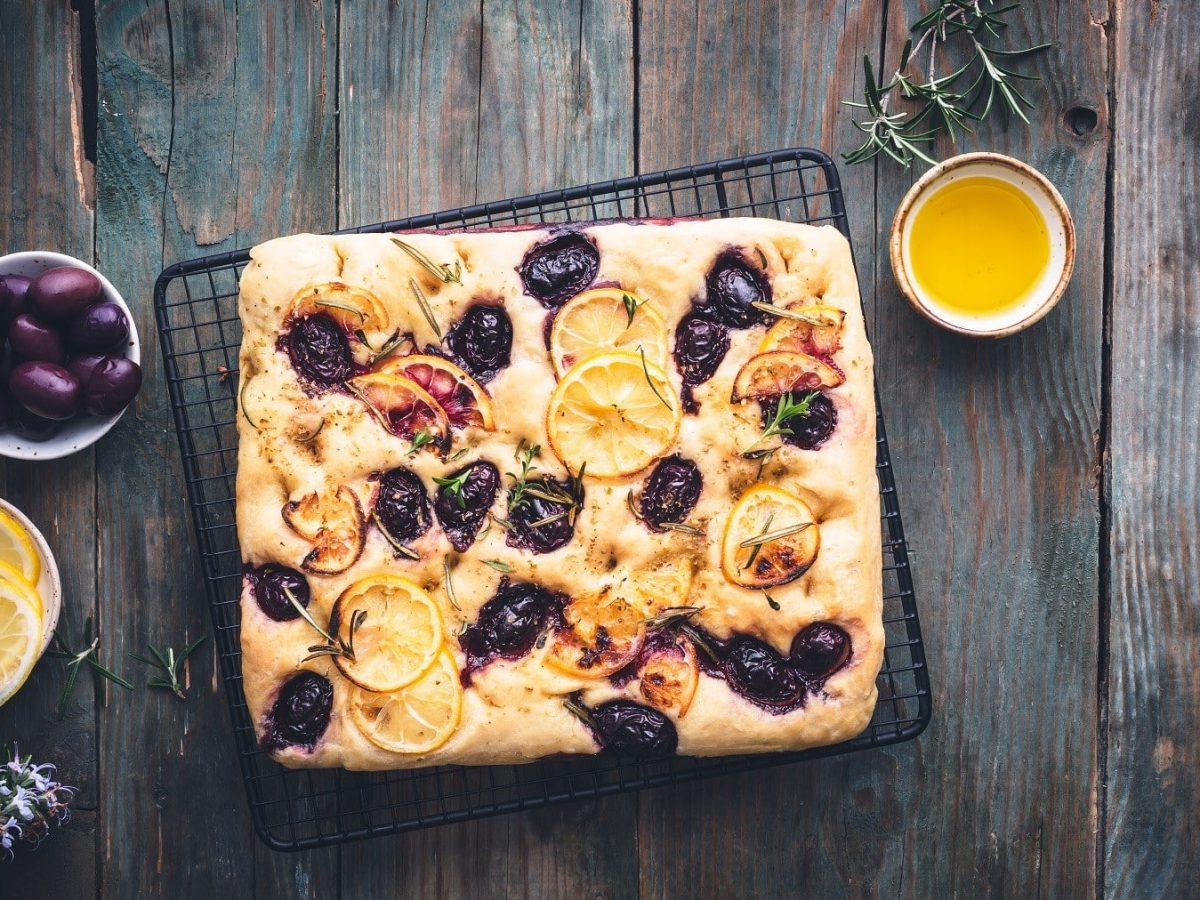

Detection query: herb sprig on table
xmin=47 ymin=617 xmax=132 ymax=720
xmin=129 ymin=636 xmax=208 ymax=701
xmin=843 ymin=0 xmax=1051 ymax=167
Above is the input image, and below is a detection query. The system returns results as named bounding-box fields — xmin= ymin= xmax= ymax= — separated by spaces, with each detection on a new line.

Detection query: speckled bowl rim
xmin=0 ymin=497 xmax=62 ymax=656
xmin=0 ymin=250 xmax=141 ymax=460
xmin=889 ymin=151 xmax=1077 ymax=338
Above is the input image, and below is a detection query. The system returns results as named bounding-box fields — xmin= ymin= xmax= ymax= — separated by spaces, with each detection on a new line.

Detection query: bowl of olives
xmin=0 ymin=251 xmax=142 ymax=460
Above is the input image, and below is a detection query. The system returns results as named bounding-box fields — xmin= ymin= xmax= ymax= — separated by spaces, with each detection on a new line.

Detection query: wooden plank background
xmin=0 ymin=0 xmax=1195 ymax=896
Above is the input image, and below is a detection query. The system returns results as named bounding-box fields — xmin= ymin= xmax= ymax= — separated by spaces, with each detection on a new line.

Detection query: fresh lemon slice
xmin=545 ymin=585 xmax=648 ymax=678
xmin=375 ymin=354 xmax=495 ymax=430
xmin=0 ymin=511 xmax=39 ymax=588
xmin=0 ymin=562 xmax=41 ymax=621
xmin=332 ymin=575 xmax=443 ymax=692
xmin=0 ymin=580 xmax=42 ymax=707
xmin=721 ymin=483 xmax=820 ymax=588
xmin=549 ymin=289 xmax=669 ymax=377
xmin=546 ymin=350 xmax=681 ymax=478
xmin=731 ymin=350 xmax=845 ymax=402
xmin=756 ymin=305 xmax=846 ymax=357
xmin=348 ymin=651 xmax=462 ymax=754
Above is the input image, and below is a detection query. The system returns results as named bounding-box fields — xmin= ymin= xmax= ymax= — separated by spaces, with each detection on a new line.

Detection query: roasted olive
xmin=444 ymin=303 xmax=512 ymax=383
xmin=517 ymin=232 xmax=599 ymax=308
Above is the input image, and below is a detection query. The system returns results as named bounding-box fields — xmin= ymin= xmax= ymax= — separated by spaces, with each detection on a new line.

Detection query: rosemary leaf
xmin=408 ymin=277 xmax=442 ymax=339
xmin=637 ymin=344 xmax=673 ymax=412
xmin=443 ymin=558 xmax=460 ymax=610
xmin=483 ymin=559 xmax=514 ymax=573
xmin=392 ymin=237 xmax=463 ymax=284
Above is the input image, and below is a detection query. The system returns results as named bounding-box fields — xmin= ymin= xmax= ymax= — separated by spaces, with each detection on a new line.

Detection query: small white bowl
xmin=889 ymin=152 xmax=1076 ymax=338
xmin=0 ymin=251 xmax=141 ymax=461
xmin=0 ymin=498 xmax=62 ymax=656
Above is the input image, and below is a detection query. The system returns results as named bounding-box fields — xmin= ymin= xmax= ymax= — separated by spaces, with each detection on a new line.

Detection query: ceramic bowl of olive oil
xmin=890 ymin=152 xmax=1075 ymax=338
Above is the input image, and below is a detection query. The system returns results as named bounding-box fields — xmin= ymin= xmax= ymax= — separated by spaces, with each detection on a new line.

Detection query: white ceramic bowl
xmin=0 ymin=250 xmax=141 ymax=460
xmin=889 ymin=152 xmax=1076 ymax=338
xmin=0 ymin=497 xmax=62 ymax=655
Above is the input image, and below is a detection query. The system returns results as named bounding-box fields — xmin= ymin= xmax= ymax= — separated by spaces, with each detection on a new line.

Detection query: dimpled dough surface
xmin=236 ymin=219 xmax=883 ymax=770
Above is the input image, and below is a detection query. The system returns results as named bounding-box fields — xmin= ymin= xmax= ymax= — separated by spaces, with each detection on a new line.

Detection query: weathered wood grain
xmin=0 ymin=2 xmax=97 ymax=896
xmin=92 ymin=0 xmax=338 ymax=895
xmin=634 ymin=3 xmax=908 ymax=896
xmin=869 ymin=0 xmax=1107 ymax=895
xmin=337 ymin=3 xmax=639 ymax=898
xmin=1105 ymin=0 xmax=1200 ymax=895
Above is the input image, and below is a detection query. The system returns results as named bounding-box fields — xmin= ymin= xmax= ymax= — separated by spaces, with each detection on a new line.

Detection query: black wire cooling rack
xmin=155 ymin=148 xmax=931 ymax=852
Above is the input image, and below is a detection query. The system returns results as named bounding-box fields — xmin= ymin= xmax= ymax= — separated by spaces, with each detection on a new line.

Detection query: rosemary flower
xmin=0 ymin=746 xmax=75 ymax=858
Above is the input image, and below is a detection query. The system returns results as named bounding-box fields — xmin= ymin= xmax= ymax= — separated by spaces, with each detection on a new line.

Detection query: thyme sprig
xmin=47 ymin=618 xmax=133 ymax=720
xmin=506 ymin=443 xmax=543 ymax=511
xmin=843 ymin=0 xmax=1051 ymax=168
xmin=743 ymin=391 xmax=817 ymax=454
xmin=434 ymin=469 xmax=471 ymax=510
xmin=392 ymin=237 xmax=463 ymax=284
xmin=129 ymin=636 xmax=207 ymax=701
xmin=407 ymin=427 xmax=435 ymax=457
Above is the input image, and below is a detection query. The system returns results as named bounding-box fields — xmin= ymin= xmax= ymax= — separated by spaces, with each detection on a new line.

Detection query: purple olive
xmin=505 ymin=477 xmax=579 ymax=553
xmin=0 ymin=275 xmax=32 ymax=325
xmin=8 ymin=401 xmax=60 ymax=441
xmin=673 ymin=312 xmax=730 ymax=386
xmin=66 ymin=301 xmax=129 ymax=352
xmin=444 ymin=303 xmax=512 ymax=383
xmin=790 ymin=623 xmax=851 ymax=679
xmin=246 ymin=565 xmax=311 ymax=622
xmin=8 ymin=313 xmax=65 ymax=364
xmin=264 ymin=671 xmax=333 ymax=750
xmin=29 ymin=266 xmax=103 ymax=321
xmin=517 ymin=232 xmax=599 ymax=308
xmin=66 ymin=353 xmax=106 ymax=390
xmin=0 ymin=343 xmax=14 ymax=383
xmin=459 ymin=578 xmax=562 ymax=676
xmin=589 ymin=699 xmax=678 ymax=756
xmin=8 ymin=361 xmax=82 ymax=421
xmin=84 ymin=356 xmax=142 ymax=416
xmin=703 ymin=252 xmax=771 ymax=328
xmin=724 ymin=636 xmax=804 ymax=708
xmin=434 ymin=460 xmax=500 ymax=551
xmin=286 ymin=314 xmax=354 ymax=387
xmin=374 ymin=467 xmax=432 ymax=546
xmin=638 ymin=455 xmax=701 ymax=532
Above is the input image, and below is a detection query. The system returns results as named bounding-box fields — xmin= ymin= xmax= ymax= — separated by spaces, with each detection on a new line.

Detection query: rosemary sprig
xmin=843 ymin=1 xmax=1050 ymax=168
xmin=506 ymin=443 xmax=542 ymax=511
xmin=738 ymin=521 xmax=814 ymax=549
xmin=483 ymin=559 xmax=513 ymax=573
xmin=622 ymin=293 xmax=645 ymax=328
xmin=637 ymin=344 xmax=673 ymax=412
xmin=626 ymin=491 xmax=644 ymax=521
xmin=679 ymin=623 xmax=721 ymax=666
xmin=750 ymin=302 xmax=836 ymax=326
xmin=743 ymin=391 xmax=817 ymax=454
xmin=407 ymin=427 xmax=435 ymax=457
xmin=239 ymin=377 xmax=258 ymax=431
xmin=659 ymin=521 xmax=704 ymax=536
xmin=373 ymin=513 xmax=420 ymax=559
xmin=743 ymin=446 xmax=776 ymax=481
xmin=450 ymin=447 xmax=470 ymax=462
xmin=740 ymin=512 xmax=774 ymax=573
xmin=313 ymin=299 xmax=366 ymax=322
xmin=283 ymin=585 xmax=360 ymax=663
xmin=408 ymin=277 xmax=442 ymax=339
xmin=434 ymin=469 xmax=471 ymax=510
xmin=295 ymin=418 xmax=325 ymax=444
xmin=129 ymin=636 xmax=207 ymax=701
xmin=367 ymin=330 xmax=411 ymax=366
xmin=392 ymin=237 xmax=463 ymax=284
xmin=562 ymin=693 xmax=599 ymax=731
xmin=303 ymin=609 xmax=366 ymax=664
xmin=443 ymin=558 xmax=460 ymax=610
xmin=47 ymin=618 xmax=133 ymax=719
xmin=641 ymin=606 xmax=703 ymax=630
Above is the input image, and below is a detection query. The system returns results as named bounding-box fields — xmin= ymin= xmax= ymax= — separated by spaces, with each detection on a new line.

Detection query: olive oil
xmin=908 ymin=176 xmax=1050 ymax=319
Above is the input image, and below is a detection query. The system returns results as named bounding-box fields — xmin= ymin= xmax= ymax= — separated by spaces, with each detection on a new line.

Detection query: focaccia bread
xmin=235 ymin=218 xmax=883 ymax=770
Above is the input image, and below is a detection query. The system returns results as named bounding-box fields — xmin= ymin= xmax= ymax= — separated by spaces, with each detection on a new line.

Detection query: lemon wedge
xmin=0 ymin=579 xmax=42 ymax=707
xmin=0 ymin=510 xmax=40 ymax=587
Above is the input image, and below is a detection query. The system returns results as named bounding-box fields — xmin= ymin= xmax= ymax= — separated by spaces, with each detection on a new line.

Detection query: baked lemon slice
xmin=375 ymin=354 xmax=495 ymax=430
xmin=0 ymin=511 xmax=39 ymax=588
xmin=347 ymin=372 xmax=452 ymax=443
xmin=545 ymin=585 xmax=648 ymax=678
xmin=549 ymin=289 xmax=669 ymax=377
xmin=731 ymin=350 xmax=844 ymax=402
xmin=331 ymin=575 xmax=443 ymax=692
xmin=721 ymin=483 xmax=820 ymax=588
xmin=626 ymin=556 xmax=695 ymax=613
xmin=349 ymin=651 xmax=462 ymax=754
xmin=289 ymin=281 xmax=390 ymax=332
xmin=756 ymin=305 xmax=846 ymax=357
xmin=0 ymin=579 xmax=42 ymax=707
xmin=282 ymin=485 xmax=366 ymax=575
xmin=546 ymin=350 xmax=681 ymax=478
xmin=638 ymin=637 xmax=699 ymax=718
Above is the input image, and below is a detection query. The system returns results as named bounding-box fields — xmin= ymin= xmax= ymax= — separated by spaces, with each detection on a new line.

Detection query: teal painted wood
xmin=870 ymin=0 xmax=1106 ymax=895
xmin=1105 ymin=0 xmax=1200 ymax=895
xmin=337 ymin=3 xmax=640 ymax=897
xmin=0 ymin=2 xmax=98 ymax=897
xmin=91 ymin=0 xmax=339 ymax=895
